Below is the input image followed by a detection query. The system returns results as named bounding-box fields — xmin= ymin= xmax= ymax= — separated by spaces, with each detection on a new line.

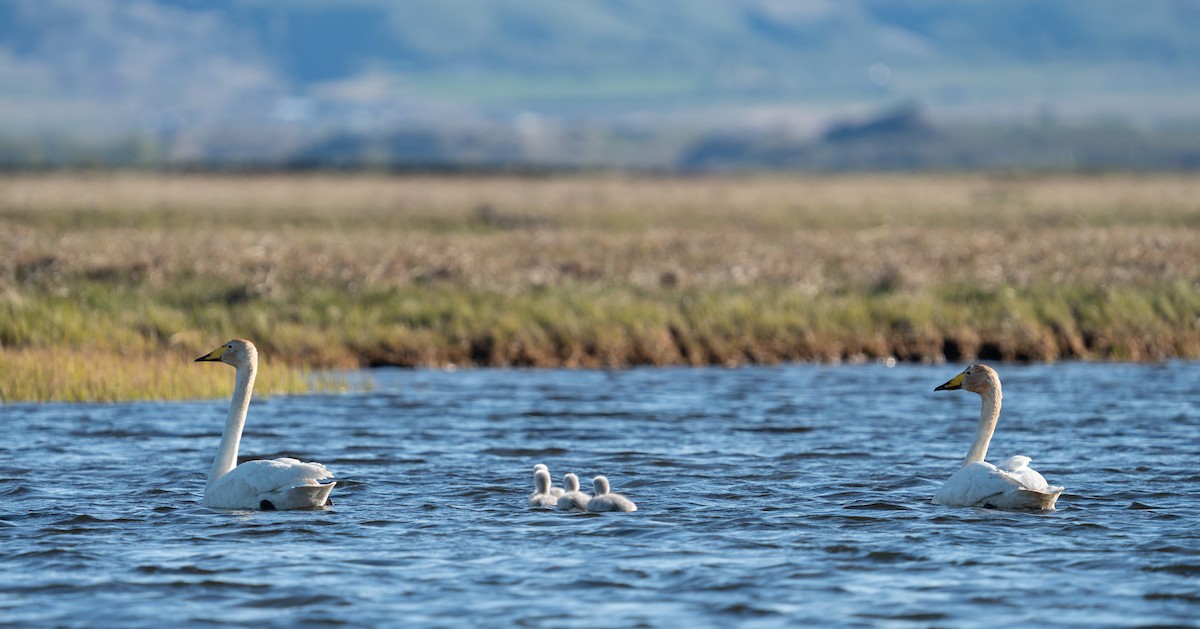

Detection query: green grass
xmin=4 ymin=278 xmax=1198 ymax=402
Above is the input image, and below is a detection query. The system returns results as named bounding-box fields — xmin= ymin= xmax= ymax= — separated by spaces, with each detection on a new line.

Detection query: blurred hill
xmin=3 ymin=0 xmax=1200 ymax=170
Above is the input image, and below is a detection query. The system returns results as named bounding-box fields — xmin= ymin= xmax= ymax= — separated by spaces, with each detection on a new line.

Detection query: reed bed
xmin=2 ymin=172 xmax=1199 ymax=401
xmin=0 ymin=347 xmax=344 ymax=403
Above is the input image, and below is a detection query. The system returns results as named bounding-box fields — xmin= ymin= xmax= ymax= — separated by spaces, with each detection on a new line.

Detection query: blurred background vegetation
xmin=3 ymin=1 xmax=1200 ymax=172
xmin=3 ymin=2 xmax=1200 ymax=400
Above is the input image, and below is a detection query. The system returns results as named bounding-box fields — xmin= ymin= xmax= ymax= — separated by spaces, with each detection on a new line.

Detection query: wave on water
xmin=2 ymin=362 xmax=1199 ymax=627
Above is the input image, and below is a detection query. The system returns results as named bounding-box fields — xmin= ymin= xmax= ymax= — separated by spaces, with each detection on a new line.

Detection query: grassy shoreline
xmin=2 ymin=172 xmax=1199 ymax=401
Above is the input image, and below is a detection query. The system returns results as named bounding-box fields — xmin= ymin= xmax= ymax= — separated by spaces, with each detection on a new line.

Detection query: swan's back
xmin=934 ymin=460 xmax=1063 ymax=510
xmin=204 ymin=457 xmax=335 ymax=510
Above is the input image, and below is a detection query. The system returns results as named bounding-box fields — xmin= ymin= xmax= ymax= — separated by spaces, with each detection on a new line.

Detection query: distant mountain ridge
xmin=2 ymin=0 xmax=1199 ymax=169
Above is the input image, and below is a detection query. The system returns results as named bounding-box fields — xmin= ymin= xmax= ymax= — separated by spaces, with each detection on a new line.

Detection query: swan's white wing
xmin=996 ymin=455 xmax=1031 ymax=473
xmin=936 ymin=459 xmax=1063 ymax=510
xmin=995 ymin=455 xmax=1053 ymax=490
xmin=935 ymin=461 xmax=1016 ymax=507
xmin=205 ymin=458 xmax=335 ymax=510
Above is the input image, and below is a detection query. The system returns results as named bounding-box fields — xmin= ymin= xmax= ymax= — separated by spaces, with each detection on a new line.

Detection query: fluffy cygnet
xmin=586 ymin=475 xmax=637 ymax=512
xmin=556 ymin=473 xmax=590 ymax=511
xmin=533 ymin=464 xmax=565 ymax=497
xmin=528 ymin=469 xmax=558 ymax=507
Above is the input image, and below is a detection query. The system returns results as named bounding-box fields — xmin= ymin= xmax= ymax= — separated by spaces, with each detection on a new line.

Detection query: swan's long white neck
xmin=207 ymin=357 xmax=256 ymax=488
xmin=964 ymin=385 xmax=1001 ymax=465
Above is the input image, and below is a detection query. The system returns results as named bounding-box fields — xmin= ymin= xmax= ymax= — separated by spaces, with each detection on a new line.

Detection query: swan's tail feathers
xmin=1020 ymin=485 xmax=1064 ymax=510
xmin=285 ymin=481 xmax=336 ymax=509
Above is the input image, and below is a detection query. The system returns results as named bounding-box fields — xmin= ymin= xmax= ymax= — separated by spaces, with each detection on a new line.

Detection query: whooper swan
xmin=586 ymin=475 xmax=638 ymax=512
xmin=934 ymin=364 xmax=1063 ymax=510
xmin=529 ymin=468 xmax=558 ymax=507
xmin=196 ymin=339 xmax=335 ymax=510
xmin=556 ymin=473 xmax=590 ymax=510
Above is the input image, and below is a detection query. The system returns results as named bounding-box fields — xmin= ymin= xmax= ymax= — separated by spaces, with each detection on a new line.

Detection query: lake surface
xmin=2 ymin=362 xmax=1199 ymax=628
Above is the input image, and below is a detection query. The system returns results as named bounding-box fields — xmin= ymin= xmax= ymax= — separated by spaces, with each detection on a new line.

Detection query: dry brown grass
xmin=4 ymin=172 xmax=1200 ymax=293
xmin=2 ymin=172 xmax=1199 ymax=400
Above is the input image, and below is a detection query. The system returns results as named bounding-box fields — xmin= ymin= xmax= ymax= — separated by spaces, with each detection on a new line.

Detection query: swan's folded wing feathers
xmin=268 ymin=457 xmax=334 ymax=483
xmin=936 ymin=459 xmax=1062 ymax=509
xmin=206 ymin=458 xmax=334 ymax=508
xmin=935 ymin=461 xmax=1009 ymax=507
xmin=996 ymin=455 xmax=1032 ymax=472
xmin=994 ymin=457 xmax=1056 ymax=493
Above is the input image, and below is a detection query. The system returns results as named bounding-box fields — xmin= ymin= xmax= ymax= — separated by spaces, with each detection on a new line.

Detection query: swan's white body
xmin=934 ymin=364 xmax=1063 ymax=510
xmin=197 ymin=340 xmax=335 ymax=510
xmin=586 ymin=476 xmax=637 ymax=512
xmin=556 ymin=473 xmax=590 ymax=510
xmin=533 ymin=464 xmax=566 ymax=497
xmin=529 ymin=469 xmax=558 ymax=507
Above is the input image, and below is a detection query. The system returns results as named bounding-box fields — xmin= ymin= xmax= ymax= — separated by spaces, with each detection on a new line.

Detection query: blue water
xmin=2 ymin=362 xmax=1199 ymax=628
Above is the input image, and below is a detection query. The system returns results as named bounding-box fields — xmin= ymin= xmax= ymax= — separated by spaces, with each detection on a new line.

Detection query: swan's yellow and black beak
xmin=195 ymin=346 xmax=227 ymax=362
xmin=935 ymin=371 xmax=966 ymax=391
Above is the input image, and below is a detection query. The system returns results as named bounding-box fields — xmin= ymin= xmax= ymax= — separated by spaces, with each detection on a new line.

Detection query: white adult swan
xmin=934 ymin=363 xmax=1063 ymax=510
xmin=529 ymin=469 xmax=558 ymax=507
xmin=556 ymin=473 xmax=590 ymax=510
xmin=586 ymin=476 xmax=637 ymax=512
xmin=196 ymin=339 xmax=335 ymax=510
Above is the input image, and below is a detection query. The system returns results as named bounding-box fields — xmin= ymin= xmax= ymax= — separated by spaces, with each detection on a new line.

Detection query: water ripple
xmin=2 ymin=362 xmax=1199 ymax=627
